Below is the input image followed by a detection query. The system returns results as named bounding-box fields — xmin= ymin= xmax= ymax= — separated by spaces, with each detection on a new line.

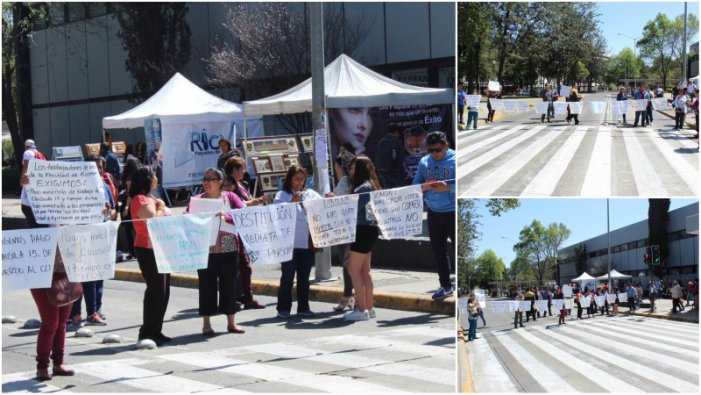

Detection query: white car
xmin=520 ymin=90 xmax=531 ymax=97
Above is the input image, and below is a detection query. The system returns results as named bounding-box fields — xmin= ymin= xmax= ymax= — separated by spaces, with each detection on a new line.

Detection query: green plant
xmin=2 ymin=139 xmax=14 ymax=163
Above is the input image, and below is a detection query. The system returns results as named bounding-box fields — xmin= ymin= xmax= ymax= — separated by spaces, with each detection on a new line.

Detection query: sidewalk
xmin=618 ymin=297 xmax=699 ymax=323
xmin=1 ymin=197 xmax=455 ymax=315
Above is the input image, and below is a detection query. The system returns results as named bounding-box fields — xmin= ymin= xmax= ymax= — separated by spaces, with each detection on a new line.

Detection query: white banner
xmin=651 ymin=97 xmax=671 ymax=110
xmin=630 ymin=99 xmax=648 ymax=111
xmin=516 ymin=101 xmax=530 ymax=112
xmin=564 ymin=299 xmax=574 ymax=309
xmin=562 ymin=285 xmax=573 ymax=298
xmin=518 ymin=300 xmax=532 ymax=312
xmin=502 ymin=100 xmax=517 ymax=113
xmin=2 ymin=228 xmax=59 ymax=290
xmin=231 ymin=204 xmax=297 ymax=265
xmin=26 ymin=160 xmax=106 ymax=225
xmin=489 ymin=300 xmax=515 ymax=313
xmin=534 ymin=102 xmax=549 ymax=115
xmin=305 ymin=195 xmax=359 ymax=248
xmin=465 ymin=95 xmax=481 ymax=108
xmin=594 ymin=295 xmax=605 ymax=307
xmin=489 ymin=98 xmax=504 ymax=112
xmin=58 ymin=222 xmax=119 ymax=282
xmin=560 ymin=85 xmax=572 ymax=98
xmin=189 ymin=198 xmax=226 ymax=246
xmin=569 ymin=102 xmax=584 ymax=114
xmin=474 ymin=289 xmax=486 ymax=309
xmin=606 ymin=293 xmax=617 ymax=304
xmin=589 ymin=101 xmax=607 ymax=114
xmin=148 ymin=215 xmax=213 ymax=273
xmin=159 ymin=121 xmax=237 ymax=188
xmin=370 ymin=185 xmax=423 ymax=239
xmin=579 ymin=296 xmax=591 ymax=308
xmin=553 ymin=102 xmax=569 ymax=115
xmin=552 ymin=299 xmax=564 ymax=311
xmin=611 ymin=100 xmax=628 ymax=116
xmin=617 ymin=292 xmax=628 ymax=303
xmin=487 ymin=80 xmax=501 ymax=92
xmin=535 ymin=300 xmax=549 ymax=313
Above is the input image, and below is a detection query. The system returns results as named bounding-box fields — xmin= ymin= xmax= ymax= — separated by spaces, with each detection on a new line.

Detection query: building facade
xmin=558 ymin=203 xmax=699 ymax=288
xmin=27 ymin=2 xmax=455 ymax=153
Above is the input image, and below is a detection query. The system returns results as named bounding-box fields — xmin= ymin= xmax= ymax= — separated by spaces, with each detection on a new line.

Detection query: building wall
xmin=28 ymin=2 xmax=456 ymax=154
xmin=559 ymin=203 xmax=699 ymax=287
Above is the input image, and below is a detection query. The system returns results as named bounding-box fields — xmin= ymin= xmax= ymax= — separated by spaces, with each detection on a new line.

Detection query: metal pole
xmin=310 ymin=3 xmax=332 ymax=282
xmin=683 ymin=2 xmax=688 ymax=82
xmin=607 ymin=199 xmax=612 ymax=291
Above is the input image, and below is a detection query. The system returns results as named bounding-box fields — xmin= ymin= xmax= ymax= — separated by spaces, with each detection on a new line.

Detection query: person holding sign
xmin=540 ymin=83 xmax=559 ymax=123
xmin=343 ymin=156 xmax=382 ymax=322
xmin=273 ymin=165 xmax=323 ymax=319
xmin=616 ymin=87 xmax=628 ymax=124
xmin=331 ymin=149 xmax=357 ymax=312
xmin=565 ymin=83 xmax=582 ymax=125
xmin=414 ymin=132 xmax=456 ymax=301
xmin=130 ymin=166 xmax=173 ymax=346
xmin=224 ymin=156 xmax=268 ymax=310
xmin=466 ymin=295 xmax=479 ymax=341
xmin=188 ymin=167 xmax=246 ymax=335
xmin=19 ymin=139 xmax=48 ymax=229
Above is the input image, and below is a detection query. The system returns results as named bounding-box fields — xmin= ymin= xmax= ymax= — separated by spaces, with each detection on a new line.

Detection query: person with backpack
xmin=19 ymin=139 xmax=48 ymax=229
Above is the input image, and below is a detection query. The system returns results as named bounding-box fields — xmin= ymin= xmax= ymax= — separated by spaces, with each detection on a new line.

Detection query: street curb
xmin=114 ymin=268 xmax=455 ymax=316
xmin=655 ymin=108 xmax=698 ymax=129
xmin=457 ymin=329 xmax=474 ymax=393
xmin=626 ymin=309 xmax=699 ymax=323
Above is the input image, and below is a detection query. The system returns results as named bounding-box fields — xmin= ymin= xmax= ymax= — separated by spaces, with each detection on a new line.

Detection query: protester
xmin=575 ymin=290 xmax=583 ymax=319
xmin=616 ymin=87 xmax=628 ymax=124
xmin=467 ymin=295 xmax=479 ymax=341
xmin=375 ymin=129 xmax=405 ymax=188
xmin=688 ymin=78 xmax=697 ymax=99
xmin=274 ymin=165 xmax=322 ymax=319
xmin=19 ymin=139 xmax=48 ymax=229
xmin=672 ymin=88 xmax=690 ymax=131
xmin=216 ymin=138 xmax=239 ymax=170
xmin=466 ymin=89 xmax=480 ymax=130
xmin=524 ymin=288 xmax=537 ymax=322
xmin=514 ymin=290 xmax=524 ymax=328
xmin=477 ymin=303 xmax=487 ymax=327
xmin=626 ymin=283 xmax=637 ymax=313
xmin=457 ymin=84 xmax=465 ymax=125
xmin=413 ymin=131 xmax=456 ymax=300
xmin=223 ymin=156 xmax=268 ymax=310
xmin=130 ymin=166 xmax=173 ymax=346
xmin=655 ymin=85 xmax=664 ymax=98
xmin=635 ymin=283 xmax=643 ymax=310
xmin=648 ymin=282 xmax=656 ymax=313
xmin=670 ymin=280 xmax=685 ymax=313
xmin=558 ymin=298 xmax=567 ymax=325
xmin=565 ymin=83 xmax=582 ymax=125
xmin=343 ymin=156 xmax=382 ymax=321
xmin=118 ymin=156 xmax=141 ymax=261
xmin=691 ymin=96 xmax=699 ymax=137
xmin=540 ymin=83 xmax=558 ymax=123
xmin=485 ymin=88 xmax=500 ymax=123
xmin=612 ymin=287 xmax=619 ymax=315
xmin=632 ymin=86 xmax=646 ymax=127
xmin=331 ymin=150 xmax=356 ymax=312
xmin=100 ymin=142 xmax=121 ymax=189
xmin=644 ymin=85 xmax=654 ymax=126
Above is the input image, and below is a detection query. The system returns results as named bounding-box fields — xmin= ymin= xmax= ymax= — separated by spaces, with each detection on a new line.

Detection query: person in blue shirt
xmin=457 ymin=84 xmax=465 ymax=125
xmin=100 ymin=142 xmax=121 ymax=189
xmin=632 ymin=86 xmax=646 ymax=127
xmin=643 ymin=85 xmax=653 ymax=126
xmin=413 ymin=131 xmax=455 ymax=300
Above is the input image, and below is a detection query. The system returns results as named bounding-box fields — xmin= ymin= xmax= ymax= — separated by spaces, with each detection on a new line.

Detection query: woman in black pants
xmin=129 ymin=166 xmax=172 ymax=346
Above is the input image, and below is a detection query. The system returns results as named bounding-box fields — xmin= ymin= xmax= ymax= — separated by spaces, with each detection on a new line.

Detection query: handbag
xmin=47 ymin=272 xmax=83 ymax=307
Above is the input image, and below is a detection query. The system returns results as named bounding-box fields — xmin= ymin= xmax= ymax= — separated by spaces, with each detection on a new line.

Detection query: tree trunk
xmin=15 ymin=3 xmax=34 ymax=149
xmin=496 ymin=9 xmax=510 ymax=84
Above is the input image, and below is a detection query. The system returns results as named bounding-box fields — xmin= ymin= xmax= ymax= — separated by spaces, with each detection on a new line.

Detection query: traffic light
xmin=650 ymin=245 xmax=661 ymax=266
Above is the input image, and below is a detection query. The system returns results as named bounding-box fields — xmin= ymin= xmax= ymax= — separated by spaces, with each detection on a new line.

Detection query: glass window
xmin=49 ymin=3 xmax=66 ymax=25
xmin=612 ymin=245 xmax=621 ymax=253
xmin=66 ymin=3 xmax=85 ymax=22
xmin=392 ymin=68 xmax=429 ymax=87
xmin=87 ymin=3 xmax=107 ymax=18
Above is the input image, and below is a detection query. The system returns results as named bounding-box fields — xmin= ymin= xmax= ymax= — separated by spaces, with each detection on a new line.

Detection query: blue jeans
xmin=277 ymin=248 xmax=314 ymax=313
xmin=468 ymin=317 xmax=478 ymax=340
xmin=467 ymin=112 xmax=478 ymax=129
xmin=70 ymin=280 xmax=103 ymax=317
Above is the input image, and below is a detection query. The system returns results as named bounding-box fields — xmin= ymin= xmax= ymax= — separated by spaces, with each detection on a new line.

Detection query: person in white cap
xmin=19 ymin=138 xmax=47 ymax=228
xmin=687 ymin=79 xmax=697 ymax=99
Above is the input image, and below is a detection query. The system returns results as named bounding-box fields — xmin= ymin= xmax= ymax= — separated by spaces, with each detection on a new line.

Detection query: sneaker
xmin=368 ymin=308 xmax=376 ymax=319
xmin=85 ymin=313 xmax=107 ymax=326
xmin=432 ymin=287 xmax=454 ymax=300
xmin=155 ymin=333 xmax=172 ymax=343
xmin=276 ymin=311 xmax=291 ymax=319
xmin=297 ymin=310 xmax=316 ymax=317
xmin=344 ymin=310 xmax=370 ymax=321
xmin=67 ymin=314 xmax=83 ymax=329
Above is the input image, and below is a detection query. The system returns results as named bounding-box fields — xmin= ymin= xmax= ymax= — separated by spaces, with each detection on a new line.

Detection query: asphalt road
xmin=2 ymin=280 xmax=456 ymax=393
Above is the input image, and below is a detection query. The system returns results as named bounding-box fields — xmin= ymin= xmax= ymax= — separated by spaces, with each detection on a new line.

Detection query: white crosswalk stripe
xmin=466 ymin=316 xmax=699 ymax=393
xmin=2 ymin=330 xmax=454 ymax=393
xmin=457 ymin=124 xmax=698 ymax=197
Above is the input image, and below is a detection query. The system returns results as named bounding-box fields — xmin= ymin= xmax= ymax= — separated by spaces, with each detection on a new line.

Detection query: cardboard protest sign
xmin=58 ymin=222 xmax=119 ymax=282
xmin=2 ymin=228 xmax=59 ymax=290
xmin=189 ymin=198 xmax=226 ymax=246
xmin=516 ymin=101 xmax=530 ymax=112
xmin=559 ymin=85 xmax=571 ymax=98
xmin=305 ymin=195 xmax=359 ymax=248
xmin=562 ymin=285 xmax=573 ymax=298
xmin=594 ymin=295 xmax=605 ymax=307
xmin=589 ymin=101 xmax=607 ymax=114
xmin=465 ymin=95 xmax=482 ymax=108
xmin=579 ymin=296 xmax=591 ymax=308
xmin=617 ymin=292 xmax=628 ymax=303
xmin=487 ymin=81 xmax=501 ymax=92
xmin=569 ymin=102 xmax=584 ymax=114
xmin=552 ymin=299 xmax=564 ymax=311
xmin=474 ymin=289 xmax=486 ymax=308
xmin=553 ymin=102 xmax=569 ymax=115
xmin=534 ymin=102 xmax=549 ymax=115
xmin=370 ymin=185 xmax=423 ymax=239
xmin=26 ymin=160 xmax=106 ymax=224
xmin=630 ymin=99 xmax=648 ymax=111
xmin=231 ymin=204 xmax=296 ymax=265
xmin=606 ymin=293 xmax=617 ymax=304
xmin=611 ymin=100 xmax=628 ymax=116
xmin=518 ymin=300 xmax=532 ymax=312
xmin=535 ymin=300 xmax=549 ymax=313
xmin=651 ymin=98 xmax=671 ymax=110
xmin=148 ymin=215 xmax=212 ymax=273
xmin=564 ymin=299 xmax=574 ymax=309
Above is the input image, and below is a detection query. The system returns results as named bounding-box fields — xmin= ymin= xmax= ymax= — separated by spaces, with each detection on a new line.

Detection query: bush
xmin=2 ymin=139 xmax=14 ymax=164
xmin=2 ymin=166 xmax=20 ymax=195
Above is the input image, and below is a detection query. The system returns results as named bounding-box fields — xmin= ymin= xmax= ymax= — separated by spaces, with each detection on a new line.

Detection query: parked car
xmin=520 ymin=90 xmax=531 ymax=97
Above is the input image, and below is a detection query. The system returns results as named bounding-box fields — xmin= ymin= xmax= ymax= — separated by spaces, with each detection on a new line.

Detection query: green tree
xmin=647 ymin=199 xmax=670 ymax=278
xmin=608 ymin=48 xmax=644 ymax=88
xmin=508 ymin=253 xmax=536 ymax=281
xmin=474 ymin=249 xmax=506 ymax=288
xmin=514 ymin=220 xmax=571 ymax=285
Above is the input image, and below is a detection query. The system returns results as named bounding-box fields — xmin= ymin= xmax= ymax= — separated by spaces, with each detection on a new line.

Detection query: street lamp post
xmin=618 ymin=33 xmax=641 ymax=90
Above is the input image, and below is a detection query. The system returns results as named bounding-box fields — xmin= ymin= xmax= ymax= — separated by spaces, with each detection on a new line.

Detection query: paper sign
xmin=58 ymin=222 xmax=119 ymax=282
xmin=562 ymin=285 xmax=573 ymax=298
xmin=589 ymin=101 xmax=607 ymax=114
xmin=594 ymin=295 xmax=605 ymax=307
xmin=579 ymin=296 xmax=591 ymax=308
xmin=617 ymin=292 xmax=628 ymax=303
xmin=489 ymin=300 xmax=515 ymax=313
xmin=516 ymin=101 xmax=530 ymax=112
xmin=606 ymin=294 xmax=617 ymax=304
xmin=465 ymin=95 xmax=481 ymax=108
xmin=2 ymin=228 xmax=59 ymax=290
xmin=148 ymin=215 xmax=212 ymax=273
xmin=487 ymin=80 xmax=501 ymax=92
xmin=305 ymin=195 xmax=359 ymax=248
xmin=474 ymin=290 xmax=486 ymax=308
xmin=314 ymin=129 xmax=329 ymax=166
xmin=611 ymin=100 xmax=628 ymax=116
xmin=552 ymin=299 xmax=564 ymax=311
xmin=535 ymin=300 xmax=549 ymax=313
xmin=231 ymin=204 xmax=296 ymax=265
xmin=534 ymin=102 xmax=549 ymax=115
xmin=369 ymin=185 xmax=423 ymax=239
xmin=189 ymin=198 xmax=226 ymax=246
xmin=560 ymin=85 xmax=571 ymax=98
xmin=569 ymin=102 xmax=583 ymax=114
xmin=502 ymin=100 xmax=517 ymax=113
xmin=489 ymin=98 xmax=504 ymax=112
xmin=553 ymin=102 xmax=569 ymax=115
xmin=564 ymin=299 xmax=574 ymax=309
xmin=631 ymin=99 xmax=648 ymax=111
xmin=651 ymin=98 xmax=671 ymax=110
xmin=26 ymin=160 xmax=106 ymax=225
xmin=518 ymin=300 xmax=532 ymax=312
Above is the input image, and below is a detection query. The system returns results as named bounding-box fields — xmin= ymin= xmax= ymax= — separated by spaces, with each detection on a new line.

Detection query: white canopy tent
xmin=571 ymin=272 xmax=596 ymax=282
xmin=596 ymin=270 xmax=632 ymax=280
xmin=242 ymin=54 xmax=453 ymax=117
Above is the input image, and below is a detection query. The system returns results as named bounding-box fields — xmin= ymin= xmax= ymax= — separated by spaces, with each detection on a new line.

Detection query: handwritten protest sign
xmin=465 ymin=95 xmax=481 ymax=108
xmin=560 ymin=85 xmax=571 ymax=98
xmin=617 ymin=292 xmax=628 ymax=303
xmin=630 ymin=99 xmax=648 ymax=111
xmin=552 ymin=299 xmax=564 ymax=311
xmin=606 ymin=293 xmax=617 ymax=304
xmin=562 ymin=285 xmax=573 ymax=298
xmin=535 ymin=300 xmax=549 ymax=313
xmin=305 ymin=195 xmax=359 ymax=248
xmin=189 ymin=198 xmax=226 ymax=245
xmin=569 ymin=102 xmax=584 ymax=114
xmin=502 ymin=100 xmax=517 ymax=113
xmin=534 ymin=102 xmax=549 ymax=115
xmin=489 ymin=98 xmax=504 ymax=112
xmin=518 ymin=300 xmax=531 ymax=312
xmin=2 ymin=228 xmax=59 ymax=290
xmin=474 ymin=289 xmax=486 ymax=308
xmin=26 ymin=160 xmax=106 ymax=224
xmin=611 ymin=100 xmax=628 ymax=116
xmin=564 ymin=299 xmax=574 ymax=309
xmin=487 ymin=80 xmax=501 ymax=92
xmin=595 ymin=295 xmax=605 ymax=307
xmin=231 ymin=204 xmax=296 ymax=265
xmin=516 ymin=101 xmax=530 ymax=112
xmin=651 ymin=98 xmax=671 ymax=110
xmin=553 ymin=102 xmax=569 ymax=115
xmin=489 ymin=301 xmax=515 ymax=313
xmin=148 ymin=215 xmax=212 ymax=273
xmin=369 ymin=185 xmax=422 ymax=239
xmin=579 ymin=296 xmax=591 ymax=308
xmin=589 ymin=101 xmax=607 ymax=114
xmin=58 ymin=222 xmax=119 ymax=282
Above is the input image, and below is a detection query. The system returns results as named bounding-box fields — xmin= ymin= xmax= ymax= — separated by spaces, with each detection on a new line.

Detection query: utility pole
xmin=683 ymin=2 xmax=688 ymax=82
xmin=309 ymin=3 xmax=332 ymax=281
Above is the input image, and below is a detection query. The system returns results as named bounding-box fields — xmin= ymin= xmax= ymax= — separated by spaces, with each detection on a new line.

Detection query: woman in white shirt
xmin=673 ymin=88 xmax=690 ymax=130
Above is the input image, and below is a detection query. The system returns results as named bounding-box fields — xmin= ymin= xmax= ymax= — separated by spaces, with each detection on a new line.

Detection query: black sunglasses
xmin=202 ymin=177 xmax=221 ymax=182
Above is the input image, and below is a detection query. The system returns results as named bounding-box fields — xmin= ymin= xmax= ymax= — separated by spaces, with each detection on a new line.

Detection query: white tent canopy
xmin=103 ymin=73 xmax=251 ymax=129
xmin=571 ymin=272 xmax=596 ymax=282
xmin=243 ymin=54 xmax=453 ymax=116
xmin=596 ymin=270 xmax=632 ymax=280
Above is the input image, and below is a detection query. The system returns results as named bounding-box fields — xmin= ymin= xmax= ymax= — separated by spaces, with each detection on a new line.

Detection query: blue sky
xmin=471 ymin=198 xmax=698 ymax=267
xmin=597 ymin=1 xmax=698 ymax=56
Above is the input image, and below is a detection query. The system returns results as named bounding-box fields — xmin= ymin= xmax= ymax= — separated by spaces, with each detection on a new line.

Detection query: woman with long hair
xmin=130 ymin=166 xmax=173 ymax=346
xmin=188 ymin=167 xmax=246 ymax=335
xmin=343 ymin=156 xmax=382 ymax=321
